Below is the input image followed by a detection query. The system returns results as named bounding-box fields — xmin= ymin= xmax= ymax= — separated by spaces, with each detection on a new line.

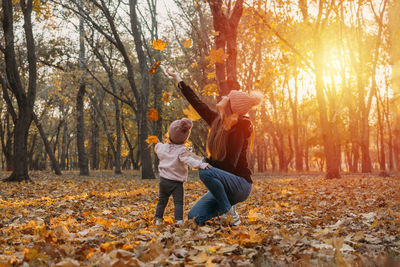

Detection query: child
xmin=154 ymin=118 xmax=211 ymax=225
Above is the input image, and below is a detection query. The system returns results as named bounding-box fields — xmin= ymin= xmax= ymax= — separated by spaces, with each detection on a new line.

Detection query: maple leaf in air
xmin=183 ymin=105 xmax=201 ymax=121
xmin=183 ymin=38 xmax=192 ymax=48
xmin=145 ymin=135 xmax=159 ymax=148
xmin=147 ymin=108 xmax=159 ymax=122
xmin=152 ymin=39 xmax=167 ymax=51
xmin=148 ymin=60 xmax=161 ymax=74
xmin=206 ymin=48 xmax=228 ymax=66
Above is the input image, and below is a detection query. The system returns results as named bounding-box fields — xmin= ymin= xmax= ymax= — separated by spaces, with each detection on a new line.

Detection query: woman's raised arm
xmin=166 ymin=67 xmax=217 ymax=126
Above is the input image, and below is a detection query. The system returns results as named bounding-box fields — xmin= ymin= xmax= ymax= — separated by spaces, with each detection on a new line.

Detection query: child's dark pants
xmin=155 ymin=177 xmax=184 ymax=221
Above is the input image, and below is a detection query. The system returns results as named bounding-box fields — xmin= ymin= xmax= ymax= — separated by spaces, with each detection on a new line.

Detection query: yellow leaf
xmin=147 ymin=108 xmax=159 ymax=122
xmin=100 ymin=241 xmax=115 ymax=252
xmin=86 ymin=252 xmax=94 ymax=259
xmin=247 ymin=209 xmax=259 ymax=222
xmin=162 ymin=91 xmax=171 ymax=103
xmin=183 ymin=38 xmax=192 ymax=48
xmin=152 ymin=39 xmax=167 ymax=51
xmin=183 ymin=105 xmax=201 ymax=121
xmin=148 ymin=60 xmax=161 ymax=74
xmin=164 ymin=217 xmax=174 ymax=224
xmin=23 ymin=248 xmax=38 ymax=261
xmin=117 ymin=220 xmax=127 ymax=229
xmin=207 ymin=71 xmax=216 ymax=79
xmin=122 ymin=244 xmax=134 ymax=250
xmin=145 ymin=136 xmax=158 ymax=148
xmin=206 ymin=48 xmax=228 ymax=66
xmin=202 ymin=83 xmax=218 ymax=96
xmin=191 ymin=62 xmax=198 ymax=68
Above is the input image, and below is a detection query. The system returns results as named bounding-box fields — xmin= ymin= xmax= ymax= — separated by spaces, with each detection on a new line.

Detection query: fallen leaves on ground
xmin=0 ymin=171 xmax=399 ymax=266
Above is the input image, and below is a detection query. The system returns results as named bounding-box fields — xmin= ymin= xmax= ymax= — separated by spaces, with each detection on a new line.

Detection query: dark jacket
xmin=178 ymin=81 xmax=253 ymax=183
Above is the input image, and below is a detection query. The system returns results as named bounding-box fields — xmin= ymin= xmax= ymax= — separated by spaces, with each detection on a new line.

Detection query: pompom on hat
xmin=227 ymin=90 xmax=263 ymax=115
xmin=168 ymin=118 xmax=193 ymax=144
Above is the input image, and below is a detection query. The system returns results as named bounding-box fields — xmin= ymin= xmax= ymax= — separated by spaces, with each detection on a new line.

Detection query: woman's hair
xmin=206 ymin=99 xmax=232 ymax=160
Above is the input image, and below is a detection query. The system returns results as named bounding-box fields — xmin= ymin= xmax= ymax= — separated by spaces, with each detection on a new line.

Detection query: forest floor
xmin=0 ymin=170 xmax=399 ymax=266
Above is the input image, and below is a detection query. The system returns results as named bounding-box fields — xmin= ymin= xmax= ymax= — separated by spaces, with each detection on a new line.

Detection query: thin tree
xmin=76 ymin=0 xmax=89 ymax=175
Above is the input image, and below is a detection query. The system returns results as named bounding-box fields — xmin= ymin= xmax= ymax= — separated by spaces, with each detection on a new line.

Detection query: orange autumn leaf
xmin=183 ymin=38 xmax=192 ymax=48
xmin=148 ymin=60 xmax=161 ymax=74
xmin=191 ymin=62 xmax=198 ymax=68
xmin=206 ymin=48 xmax=228 ymax=66
xmin=147 ymin=108 xmax=159 ymax=122
xmin=183 ymin=105 xmax=201 ymax=121
xmin=162 ymin=91 xmax=171 ymax=103
xmin=145 ymin=135 xmax=158 ymax=148
xmin=152 ymin=39 xmax=167 ymax=51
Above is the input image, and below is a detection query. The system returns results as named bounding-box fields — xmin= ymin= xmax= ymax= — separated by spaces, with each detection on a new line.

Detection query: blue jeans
xmin=188 ymin=167 xmax=252 ymax=225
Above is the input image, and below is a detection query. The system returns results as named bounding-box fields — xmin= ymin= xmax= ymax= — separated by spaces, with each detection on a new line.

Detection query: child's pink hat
xmin=227 ymin=90 xmax=263 ymax=115
xmin=169 ymin=118 xmax=193 ymax=144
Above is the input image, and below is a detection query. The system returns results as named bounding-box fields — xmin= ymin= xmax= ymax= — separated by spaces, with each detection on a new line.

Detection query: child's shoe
xmin=176 ymin=220 xmax=184 ymax=225
xmin=155 ymin=218 xmax=163 ymax=225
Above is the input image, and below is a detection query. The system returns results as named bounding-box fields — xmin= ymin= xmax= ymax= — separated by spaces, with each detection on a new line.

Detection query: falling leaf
xmin=183 ymin=38 xmax=192 ymax=48
xmin=152 ymin=39 xmax=167 ymax=51
xmin=145 ymin=136 xmax=158 ymax=148
xmin=162 ymin=91 xmax=171 ymax=103
xmin=206 ymin=48 xmax=228 ymax=66
xmin=211 ymin=31 xmax=220 ymax=36
xmin=148 ymin=60 xmax=161 ymax=74
xmin=183 ymin=105 xmax=201 ymax=121
xmin=147 ymin=108 xmax=159 ymax=122
xmin=191 ymin=62 xmax=198 ymax=68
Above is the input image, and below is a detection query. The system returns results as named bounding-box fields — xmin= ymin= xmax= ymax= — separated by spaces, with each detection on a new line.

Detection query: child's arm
xmin=154 ymin=142 xmax=162 ymax=153
xmin=178 ymin=150 xmax=211 ymax=169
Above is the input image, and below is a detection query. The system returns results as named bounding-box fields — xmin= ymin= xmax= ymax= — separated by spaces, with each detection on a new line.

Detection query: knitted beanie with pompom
xmin=168 ymin=118 xmax=193 ymax=144
xmin=227 ymin=90 xmax=263 ymax=115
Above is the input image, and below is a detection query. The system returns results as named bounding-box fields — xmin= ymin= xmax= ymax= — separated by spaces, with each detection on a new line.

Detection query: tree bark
xmin=2 ymin=0 xmax=37 ymax=182
xmin=208 ymin=0 xmax=243 ymax=96
xmin=33 ymin=114 xmax=62 ymax=175
xmin=76 ymin=0 xmax=89 ymax=176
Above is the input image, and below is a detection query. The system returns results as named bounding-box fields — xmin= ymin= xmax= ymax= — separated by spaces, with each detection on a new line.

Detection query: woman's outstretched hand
xmin=165 ymin=66 xmax=183 ymax=83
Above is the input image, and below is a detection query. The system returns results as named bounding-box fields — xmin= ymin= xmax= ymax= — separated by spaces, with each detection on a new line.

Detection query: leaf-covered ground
xmin=0 ymin=171 xmax=399 ymax=266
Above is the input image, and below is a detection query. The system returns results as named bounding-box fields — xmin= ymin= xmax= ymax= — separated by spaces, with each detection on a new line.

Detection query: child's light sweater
xmin=155 ymin=142 xmax=208 ymax=182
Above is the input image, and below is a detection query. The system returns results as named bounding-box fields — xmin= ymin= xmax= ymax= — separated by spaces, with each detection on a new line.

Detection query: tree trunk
xmin=208 ymin=0 xmax=243 ymax=96
xmin=76 ymin=0 xmax=89 ymax=176
xmin=90 ymin=109 xmax=99 ymax=170
xmin=129 ymin=0 xmax=155 ymax=179
xmin=4 ymin=114 xmax=31 ymax=182
xmin=313 ymin=39 xmax=341 ymax=179
xmin=2 ymin=0 xmax=37 ymax=182
xmin=33 ymin=114 xmax=62 ymax=175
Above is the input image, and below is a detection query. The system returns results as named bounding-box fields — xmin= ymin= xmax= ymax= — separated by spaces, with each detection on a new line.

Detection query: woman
xmin=166 ymin=67 xmax=262 ymax=225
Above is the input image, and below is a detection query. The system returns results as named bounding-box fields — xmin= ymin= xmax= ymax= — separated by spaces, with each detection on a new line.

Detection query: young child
xmin=154 ymin=118 xmax=211 ymax=225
